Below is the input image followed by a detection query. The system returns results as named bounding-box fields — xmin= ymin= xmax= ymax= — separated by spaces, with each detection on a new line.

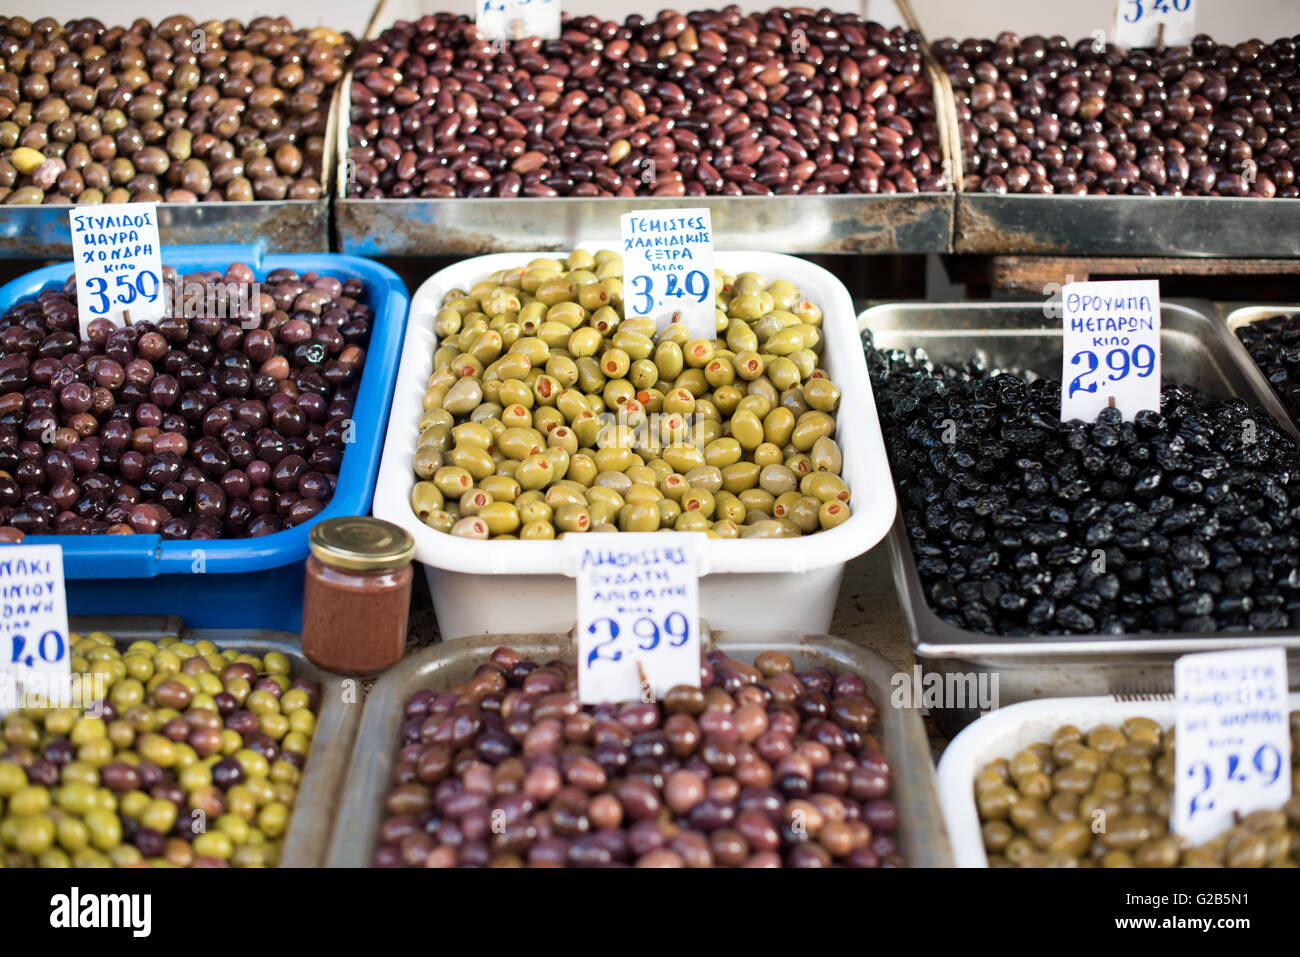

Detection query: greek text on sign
xmin=1114 ymin=0 xmax=1195 ymax=50
xmin=1173 ymin=648 xmax=1292 ymax=846
xmin=1061 ymin=279 xmax=1161 ymax=422
xmin=477 ymin=0 xmax=560 ymax=43
xmin=575 ymin=534 xmax=701 ymax=705
xmin=69 ymin=203 xmax=165 ymax=336
xmin=620 ymin=208 xmax=715 ymax=340
xmin=0 ymin=545 xmax=71 ymax=715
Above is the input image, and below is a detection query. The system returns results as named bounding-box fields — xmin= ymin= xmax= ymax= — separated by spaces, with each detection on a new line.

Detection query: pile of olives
xmin=868 ymin=336 xmax=1300 ymax=636
xmin=375 ymin=648 xmax=901 ymax=867
xmin=976 ymin=711 xmax=1300 ymax=866
xmin=0 ymin=263 xmax=372 ymax=541
xmin=936 ymin=32 xmax=1300 ymax=196
xmin=1234 ymin=313 xmax=1300 ymax=425
xmin=409 ymin=249 xmax=850 ymax=540
xmin=0 ymin=16 xmax=352 ymax=205
xmin=0 ymin=631 xmax=320 ymax=867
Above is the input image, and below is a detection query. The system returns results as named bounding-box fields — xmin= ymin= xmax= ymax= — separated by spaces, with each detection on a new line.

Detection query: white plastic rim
xmin=373 ymin=249 xmax=897 ymax=577
xmin=936 ymin=692 xmax=1300 ymax=867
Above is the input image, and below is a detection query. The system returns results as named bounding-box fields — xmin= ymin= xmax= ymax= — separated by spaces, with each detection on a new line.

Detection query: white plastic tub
xmin=936 ymin=692 xmax=1300 ymax=867
xmin=373 ymin=250 xmax=896 ymax=640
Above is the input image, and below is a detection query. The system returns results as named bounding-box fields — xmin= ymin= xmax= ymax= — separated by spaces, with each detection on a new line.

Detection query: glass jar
xmin=301 ymin=516 xmax=415 ymax=674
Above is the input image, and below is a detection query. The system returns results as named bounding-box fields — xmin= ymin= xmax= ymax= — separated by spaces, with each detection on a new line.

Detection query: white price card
xmin=620 ymin=208 xmax=715 ymax=341
xmin=477 ymin=0 xmax=560 ymax=43
xmin=574 ymin=533 xmax=702 ymax=705
xmin=1173 ymin=648 xmax=1292 ymax=846
xmin=1114 ymin=0 xmax=1196 ymax=50
xmin=0 ymin=545 xmax=71 ymax=715
xmin=1060 ymin=279 xmax=1161 ymax=422
xmin=69 ymin=203 xmax=165 ymax=337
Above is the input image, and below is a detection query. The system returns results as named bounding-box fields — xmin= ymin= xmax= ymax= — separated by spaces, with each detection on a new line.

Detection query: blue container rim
xmin=0 ymin=242 xmax=409 ymax=579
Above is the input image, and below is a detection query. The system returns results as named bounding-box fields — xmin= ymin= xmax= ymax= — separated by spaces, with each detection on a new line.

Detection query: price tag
xmin=1114 ymin=0 xmax=1196 ymax=49
xmin=620 ymin=208 xmax=715 ymax=341
xmin=1060 ymin=279 xmax=1161 ymax=422
xmin=0 ymin=545 xmax=71 ymax=716
xmin=476 ymin=0 xmax=560 ymax=43
xmin=69 ymin=203 xmax=165 ymax=337
xmin=1173 ymin=648 xmax=1292 ymax=846
xmin=574 ymin=534 xmax=702 ymax=705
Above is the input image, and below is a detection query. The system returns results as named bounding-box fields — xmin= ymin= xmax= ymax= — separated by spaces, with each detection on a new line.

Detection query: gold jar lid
xmin=309 ymin=517 xmax=415 ymax=571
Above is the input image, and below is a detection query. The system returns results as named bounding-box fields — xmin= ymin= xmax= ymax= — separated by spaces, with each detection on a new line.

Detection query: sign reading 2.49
xmin=1174 ymin=648 xmax=1292 ymax=845
xmin=69 ymin=202 xmax=165 ymax=335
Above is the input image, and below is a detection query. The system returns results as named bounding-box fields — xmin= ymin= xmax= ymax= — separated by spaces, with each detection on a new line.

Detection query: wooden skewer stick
xmin=636 ymin=660 xmax=654 ymax=703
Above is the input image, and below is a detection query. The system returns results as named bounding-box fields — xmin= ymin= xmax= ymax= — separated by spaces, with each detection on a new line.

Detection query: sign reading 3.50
xmin=69 ymin=202 xmax=165 ymax=335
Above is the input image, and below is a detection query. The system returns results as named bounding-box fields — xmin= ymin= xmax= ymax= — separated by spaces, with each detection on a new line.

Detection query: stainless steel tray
xmin=326 ymin=631 xmax=953 ymax=868
xmin=1217 ymin=302 xmax=1300 ymax=430
xmin=332 ymin=68 xmax=956 ymax=256
xmin=0 ymin=80 xmax=343 ymax=260
xmin=954 ymin=194 xmax=1300 ymax=258
xmin=860 ymin=300 xmax=1300 ymax=728
xmin=69 ymin=614 xmax=360 ymax=869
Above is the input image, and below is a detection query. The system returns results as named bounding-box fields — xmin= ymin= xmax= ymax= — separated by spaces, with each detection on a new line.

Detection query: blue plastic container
xmin=0 ymin=244 xmax=409 ymax=630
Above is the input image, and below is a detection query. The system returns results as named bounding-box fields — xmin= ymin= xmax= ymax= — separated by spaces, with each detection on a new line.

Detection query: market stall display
xmin=936 ymin=30 xmax=1300 ymax=255
xmin=936 ymin=693 xmax=1300 ymax=867
xmin=334 ymin=6 xmax=956 ymax=254
xmin=0 ymin=618 xmax=360 ymax=868
xmin=0 ymin=245 xmax=408 ymax=628
xmin=374 ymin=249 xmax=894 ymax=640
xmin=0 ymin=14 xmax=353 ymax=255
xmin=860 ymin=301 xmax=1300 ymax=716
xmin=326 ymin=631 xmax=952 ymax=867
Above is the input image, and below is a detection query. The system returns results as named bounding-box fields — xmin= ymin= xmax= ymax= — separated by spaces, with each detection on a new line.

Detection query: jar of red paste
xmin=301 ymin=517 xmax=414 ymax=673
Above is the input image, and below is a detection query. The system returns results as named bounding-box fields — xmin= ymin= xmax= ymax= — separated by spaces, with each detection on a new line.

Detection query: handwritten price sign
xmin=477 ymin=0 xmax=560 ymax=43
xmin=574 ymin=534 xmax=702 ymax=705
xmin=0 ymin=545 xmax=71 ymax=715
xmin=69 ymin=203 xmax=164 ymax=336
xmin=1174 ymin=648 xmax=1292 ymax=846
xmin=620 ymin=208 xmax=715 ymax=341
xmin=1115 ymin=0 xmax=1196 ymax=49
xmin=1060 ymin=279 xmax=1161 ymax=422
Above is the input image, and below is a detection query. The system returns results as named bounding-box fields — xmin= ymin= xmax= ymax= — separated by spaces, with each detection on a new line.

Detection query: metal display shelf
xmin=0 ymin=200 xmax=331 ymax=260
xmin=334 ymin=193 xmax=956 ymax=256
xmin=954 ymin=194 xmax=1300 ymax=258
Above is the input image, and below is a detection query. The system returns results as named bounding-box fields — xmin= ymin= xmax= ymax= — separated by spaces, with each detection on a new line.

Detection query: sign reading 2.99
xmin=620 ymin=207 xmax=715 ymax=341
xmin=69 ymin=202 xmax=165 ymax=336
xmin=1060 ymin=279 xmax=1161 ymax=422
xmin=575 ymin=533 xmax=702 ymax=705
